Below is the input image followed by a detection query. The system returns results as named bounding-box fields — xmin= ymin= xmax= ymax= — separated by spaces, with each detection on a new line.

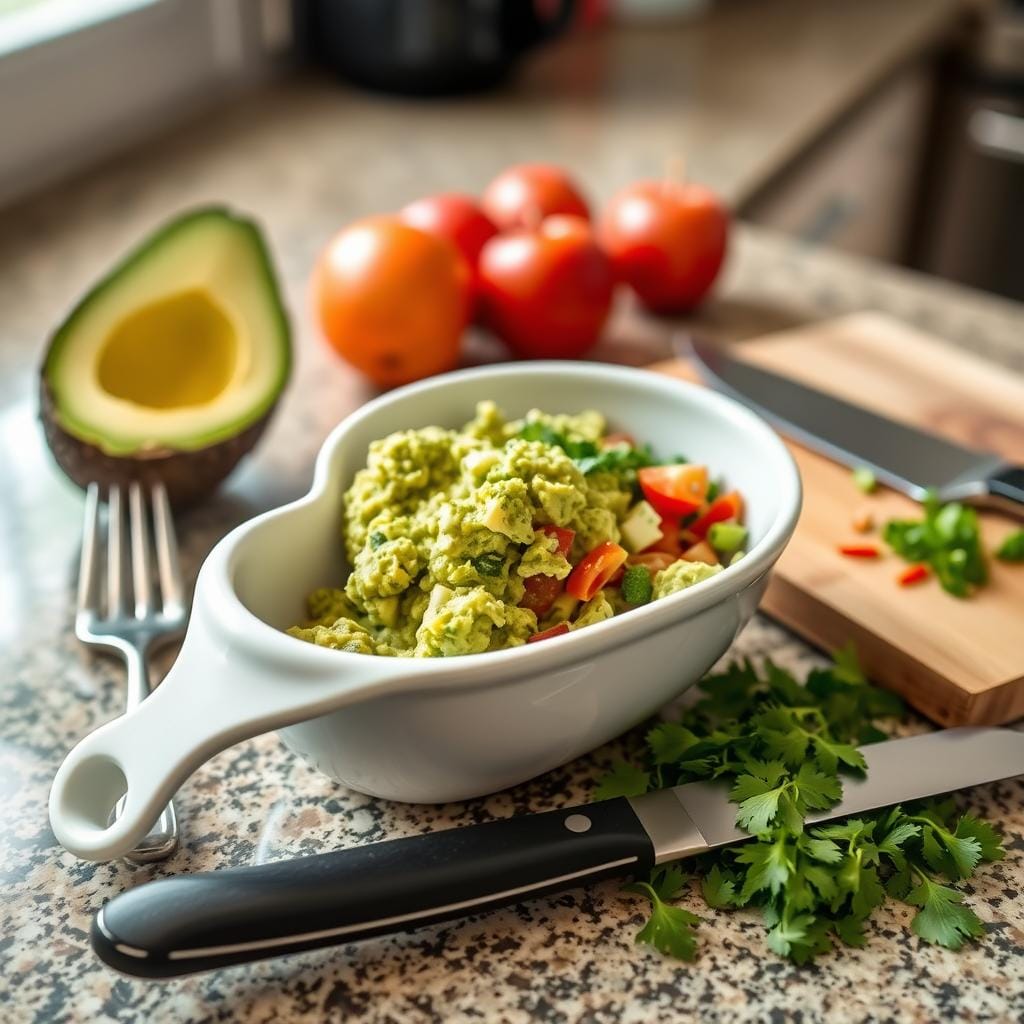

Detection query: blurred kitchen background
xmin=0 ymin=0 xmax=1021 ymax=301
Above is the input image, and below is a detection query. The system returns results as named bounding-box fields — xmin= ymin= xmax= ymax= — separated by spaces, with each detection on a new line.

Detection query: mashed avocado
xmin=288 ymin=402 xmax=734 ymax=657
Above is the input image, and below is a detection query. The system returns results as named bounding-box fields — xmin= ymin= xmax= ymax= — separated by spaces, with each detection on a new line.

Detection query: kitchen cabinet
xmin=743 ymin=63 xmax=933 ymax=263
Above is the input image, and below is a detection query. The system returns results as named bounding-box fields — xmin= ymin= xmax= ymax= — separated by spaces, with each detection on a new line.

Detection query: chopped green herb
xmin=995 ymin=529 xmax=1024 ymax=562
xmin=470 ymin=553 xmax=504 ymax=577
xmin=575 ymin=443 xmax=656 ymax=477
xmin=621 ymin=564 xmax=653 ymax=605
xmin=517 ymin=423 xmax=597 ymax=461
xmin=708 ymin=522 xmax=747 ymax=555
xmin=369 ymin=531 xmax=388 ymax=550
xmin=883 ymin=491 xmax=987 ymax=597
xmin=516 ymin=423 xmax=655 ymax=481
xmin=599 ymin=646 xmax=1003 ymax=963
xmin=852 ymin=466 xmax=877 ymax=494
xmin=624 ymin=865 xmax=700 ymax=961
xmin=705 ymin=480 xmax=720 ymax=503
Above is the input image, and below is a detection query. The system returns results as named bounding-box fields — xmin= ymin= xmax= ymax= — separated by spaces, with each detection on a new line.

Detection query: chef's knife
xmin=92 ymin=727 xmax=1023 ymax=977
xmin=686 ymin=338 xmax=1024 ymax=517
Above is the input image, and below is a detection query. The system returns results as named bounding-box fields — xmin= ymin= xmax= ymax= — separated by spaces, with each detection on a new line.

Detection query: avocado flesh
xmin=40 ymin=207 xmax=291 ymax=504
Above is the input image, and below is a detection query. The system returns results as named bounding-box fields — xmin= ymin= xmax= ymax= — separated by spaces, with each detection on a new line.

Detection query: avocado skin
xmin=39 ymin=376 xmax=273 ymax=507
xmin=38 ymin=205 xmax=291 ymax=507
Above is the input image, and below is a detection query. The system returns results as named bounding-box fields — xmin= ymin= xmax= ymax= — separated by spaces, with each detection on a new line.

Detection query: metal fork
xmin=77 ymin=480 xmax=188 ymax=862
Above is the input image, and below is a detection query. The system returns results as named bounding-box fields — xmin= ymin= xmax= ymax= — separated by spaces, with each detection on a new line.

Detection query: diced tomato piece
xmin=527 ymin=622 xmax=570 ymax=644
xmin=689 ymin=491 xmax=744 ymax=540
xmin=538 ymin=524 xmax=574 ymax=558
xmin=638 ymin=465 xmax=709 ymax=519
xmin=838 ymin=543 xmax=881 ymax=558
xmin=601 ymin=431 xmax=636 ymax=449
xmin=646 ymin=515 xmax=683 ymax=555
xmin=566 ymin=541 xmax=628 ymax=602
xmin=520 ymin=574 xmax=565 ymax=617
xmin=609 ymin=549 xmax=678 ymax=586
xmin=682 ymin=540 xmax=719 ymax=565
xmin=629 ymin=551 xmax=679 ymax=573
xmin=897 ymin=564 xmax=930 ymax=586
xmin=519 ymin=525 xmax=576 ymax=617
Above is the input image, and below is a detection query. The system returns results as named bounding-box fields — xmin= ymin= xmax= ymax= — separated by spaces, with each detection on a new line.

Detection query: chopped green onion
xmin=883 ymin=492 xmax=986 ymax=597
xmin=369 ymin=531 xmax=387 ymax=550
xmin=708 ymin=522 xmax=747 ymax=555
xmin=852 ymin=466 xmax=877 ymax=494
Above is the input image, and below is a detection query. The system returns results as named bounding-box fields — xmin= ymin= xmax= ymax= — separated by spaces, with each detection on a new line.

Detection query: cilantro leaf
xmin=905 ymin=876 xmax=985 ymax=949
xmin=593 ymin=760 xmax=650 ymax=800
xmin=701 ymin=864 xmax=739 ymax=908
xmin=766 ymin=912 xmax=816 ymax=957
xmin=955 ymin=814 xmax=1005 ymax=862
xmin=601 ymin=646 xmax=1003 ymax=965
xmin=737 ymin=834 xmax=791 ymax=900
xmin=624 ymin=868 xmax=700 ymax=961
xmin=793 ymin=762 xmax=842 ymax=811
xmin=575 ymin=443 xmax=655 ymax=477
xmin=646 ymin=722 xmax=700 ymax=765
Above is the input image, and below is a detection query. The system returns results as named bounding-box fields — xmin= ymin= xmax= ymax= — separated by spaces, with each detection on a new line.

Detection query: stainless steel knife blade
xmin=685 ymin=337 xmax=1024 ymax=514
xmin=633 ymin=727 xmax=1024 ymax=863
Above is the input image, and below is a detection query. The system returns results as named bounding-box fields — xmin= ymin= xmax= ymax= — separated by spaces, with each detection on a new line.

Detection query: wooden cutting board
xmin=653 ymin=312 xmax=1024 ymax=726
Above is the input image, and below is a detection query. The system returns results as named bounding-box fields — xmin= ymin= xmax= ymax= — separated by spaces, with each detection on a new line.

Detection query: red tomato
xmin=682 ymin=540 xmax=719 ymax=565
xmin=566 ymin=542 xmax=628 ymax=602
xmin=538 ymin=524 xmax=575 ymax=557
xmin=399 ymin=193 xmax=498 ymax=289
xmin=637 ymin=465 xmax=709 ymax=519
xmin=481 ymin=163 xmax=590 ymax=231
xmin=478 ymin=215 xmax=614 ymax=359
xmin=314 ymin=217 xmax=472 ymax=387
xmin=527 ymin=622 xmax=571 ymax=644
xmin=601 ymin=431 xmax=636 ymax=449
xmin=609 ymin=549 xmax=678 ymax=586
xmin=520 ymin=574 xmax=565 ymax=617
xmin=689 ymin=491 xmax=744 ymax=540
xmin=600 ymin=180 xmax=728 ymax=312
xmin=519 ymin=526 xmax=575 ymax=617
xmin=647 ymin=515 xmax=683 ymax=555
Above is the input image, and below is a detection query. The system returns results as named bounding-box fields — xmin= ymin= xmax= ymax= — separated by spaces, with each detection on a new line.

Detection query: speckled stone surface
xmin=3 ymin=27 xmax=1024 ymax=1022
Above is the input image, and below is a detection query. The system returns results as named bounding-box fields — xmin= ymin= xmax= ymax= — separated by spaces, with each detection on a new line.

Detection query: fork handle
xmin=121 ymin=647 xmax=179 ymax=862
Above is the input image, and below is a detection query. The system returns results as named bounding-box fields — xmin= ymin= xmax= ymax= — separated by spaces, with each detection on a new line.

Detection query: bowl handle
xmin=48 ymin=617 xmax=392 ymax=862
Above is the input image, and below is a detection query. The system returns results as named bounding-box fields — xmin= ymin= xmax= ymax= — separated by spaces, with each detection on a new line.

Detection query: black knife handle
xmin=92 ymin=798 xmax=654 ymax=977
xmin=986 ymin=465 xmax=1024 ymax=516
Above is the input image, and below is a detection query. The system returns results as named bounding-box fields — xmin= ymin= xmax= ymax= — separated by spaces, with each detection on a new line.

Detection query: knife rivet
xmin=564 ymin=814 xmax=592 ymax=834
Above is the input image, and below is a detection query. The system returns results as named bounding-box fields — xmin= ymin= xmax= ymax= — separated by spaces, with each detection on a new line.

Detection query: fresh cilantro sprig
xmin=517 ymin=423 xmax=655 ymax=479
xmin=601 ymin=646 xmax=1004 ymax=963
xmin=883 ymin=491 xmax=987 ymax=596
xmin=623 ymin=865 xmax=700 ymax=961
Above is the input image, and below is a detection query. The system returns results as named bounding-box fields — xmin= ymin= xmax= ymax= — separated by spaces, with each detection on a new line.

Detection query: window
xmin=0 ymin=0 xmax=292 ymax=207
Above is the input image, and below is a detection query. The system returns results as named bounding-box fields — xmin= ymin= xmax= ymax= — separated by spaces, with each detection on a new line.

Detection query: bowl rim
xmin=204 ymin=361 xmax=802 ymax=685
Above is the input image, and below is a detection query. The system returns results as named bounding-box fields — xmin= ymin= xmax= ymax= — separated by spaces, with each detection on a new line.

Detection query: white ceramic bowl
xmin=49 ymin=362 xmax=801 ymax=861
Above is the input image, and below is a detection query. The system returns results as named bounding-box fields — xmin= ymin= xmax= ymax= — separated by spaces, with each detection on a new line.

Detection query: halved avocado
xmin=40 ymin=207 xmax=291 ymax=506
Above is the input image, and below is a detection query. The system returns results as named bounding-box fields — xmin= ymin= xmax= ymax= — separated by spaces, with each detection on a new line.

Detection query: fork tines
xmin=77 ymin=481 xmax=185 ymax=626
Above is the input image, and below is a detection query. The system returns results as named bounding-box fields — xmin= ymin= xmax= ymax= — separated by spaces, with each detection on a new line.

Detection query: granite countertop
xmin=4 ymin=4 xmax=1024 ymax=1020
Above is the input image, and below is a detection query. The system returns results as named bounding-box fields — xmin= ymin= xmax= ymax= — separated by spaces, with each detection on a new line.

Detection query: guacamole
xmin=288 ymin=402 xmax=734 ymax=657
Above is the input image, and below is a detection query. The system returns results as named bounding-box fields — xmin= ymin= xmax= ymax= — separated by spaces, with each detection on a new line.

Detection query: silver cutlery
xmin=685 ymin=337 xmax=1024 ymax=517
xmin=76 ymin=480 xmax=188 ymax=862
